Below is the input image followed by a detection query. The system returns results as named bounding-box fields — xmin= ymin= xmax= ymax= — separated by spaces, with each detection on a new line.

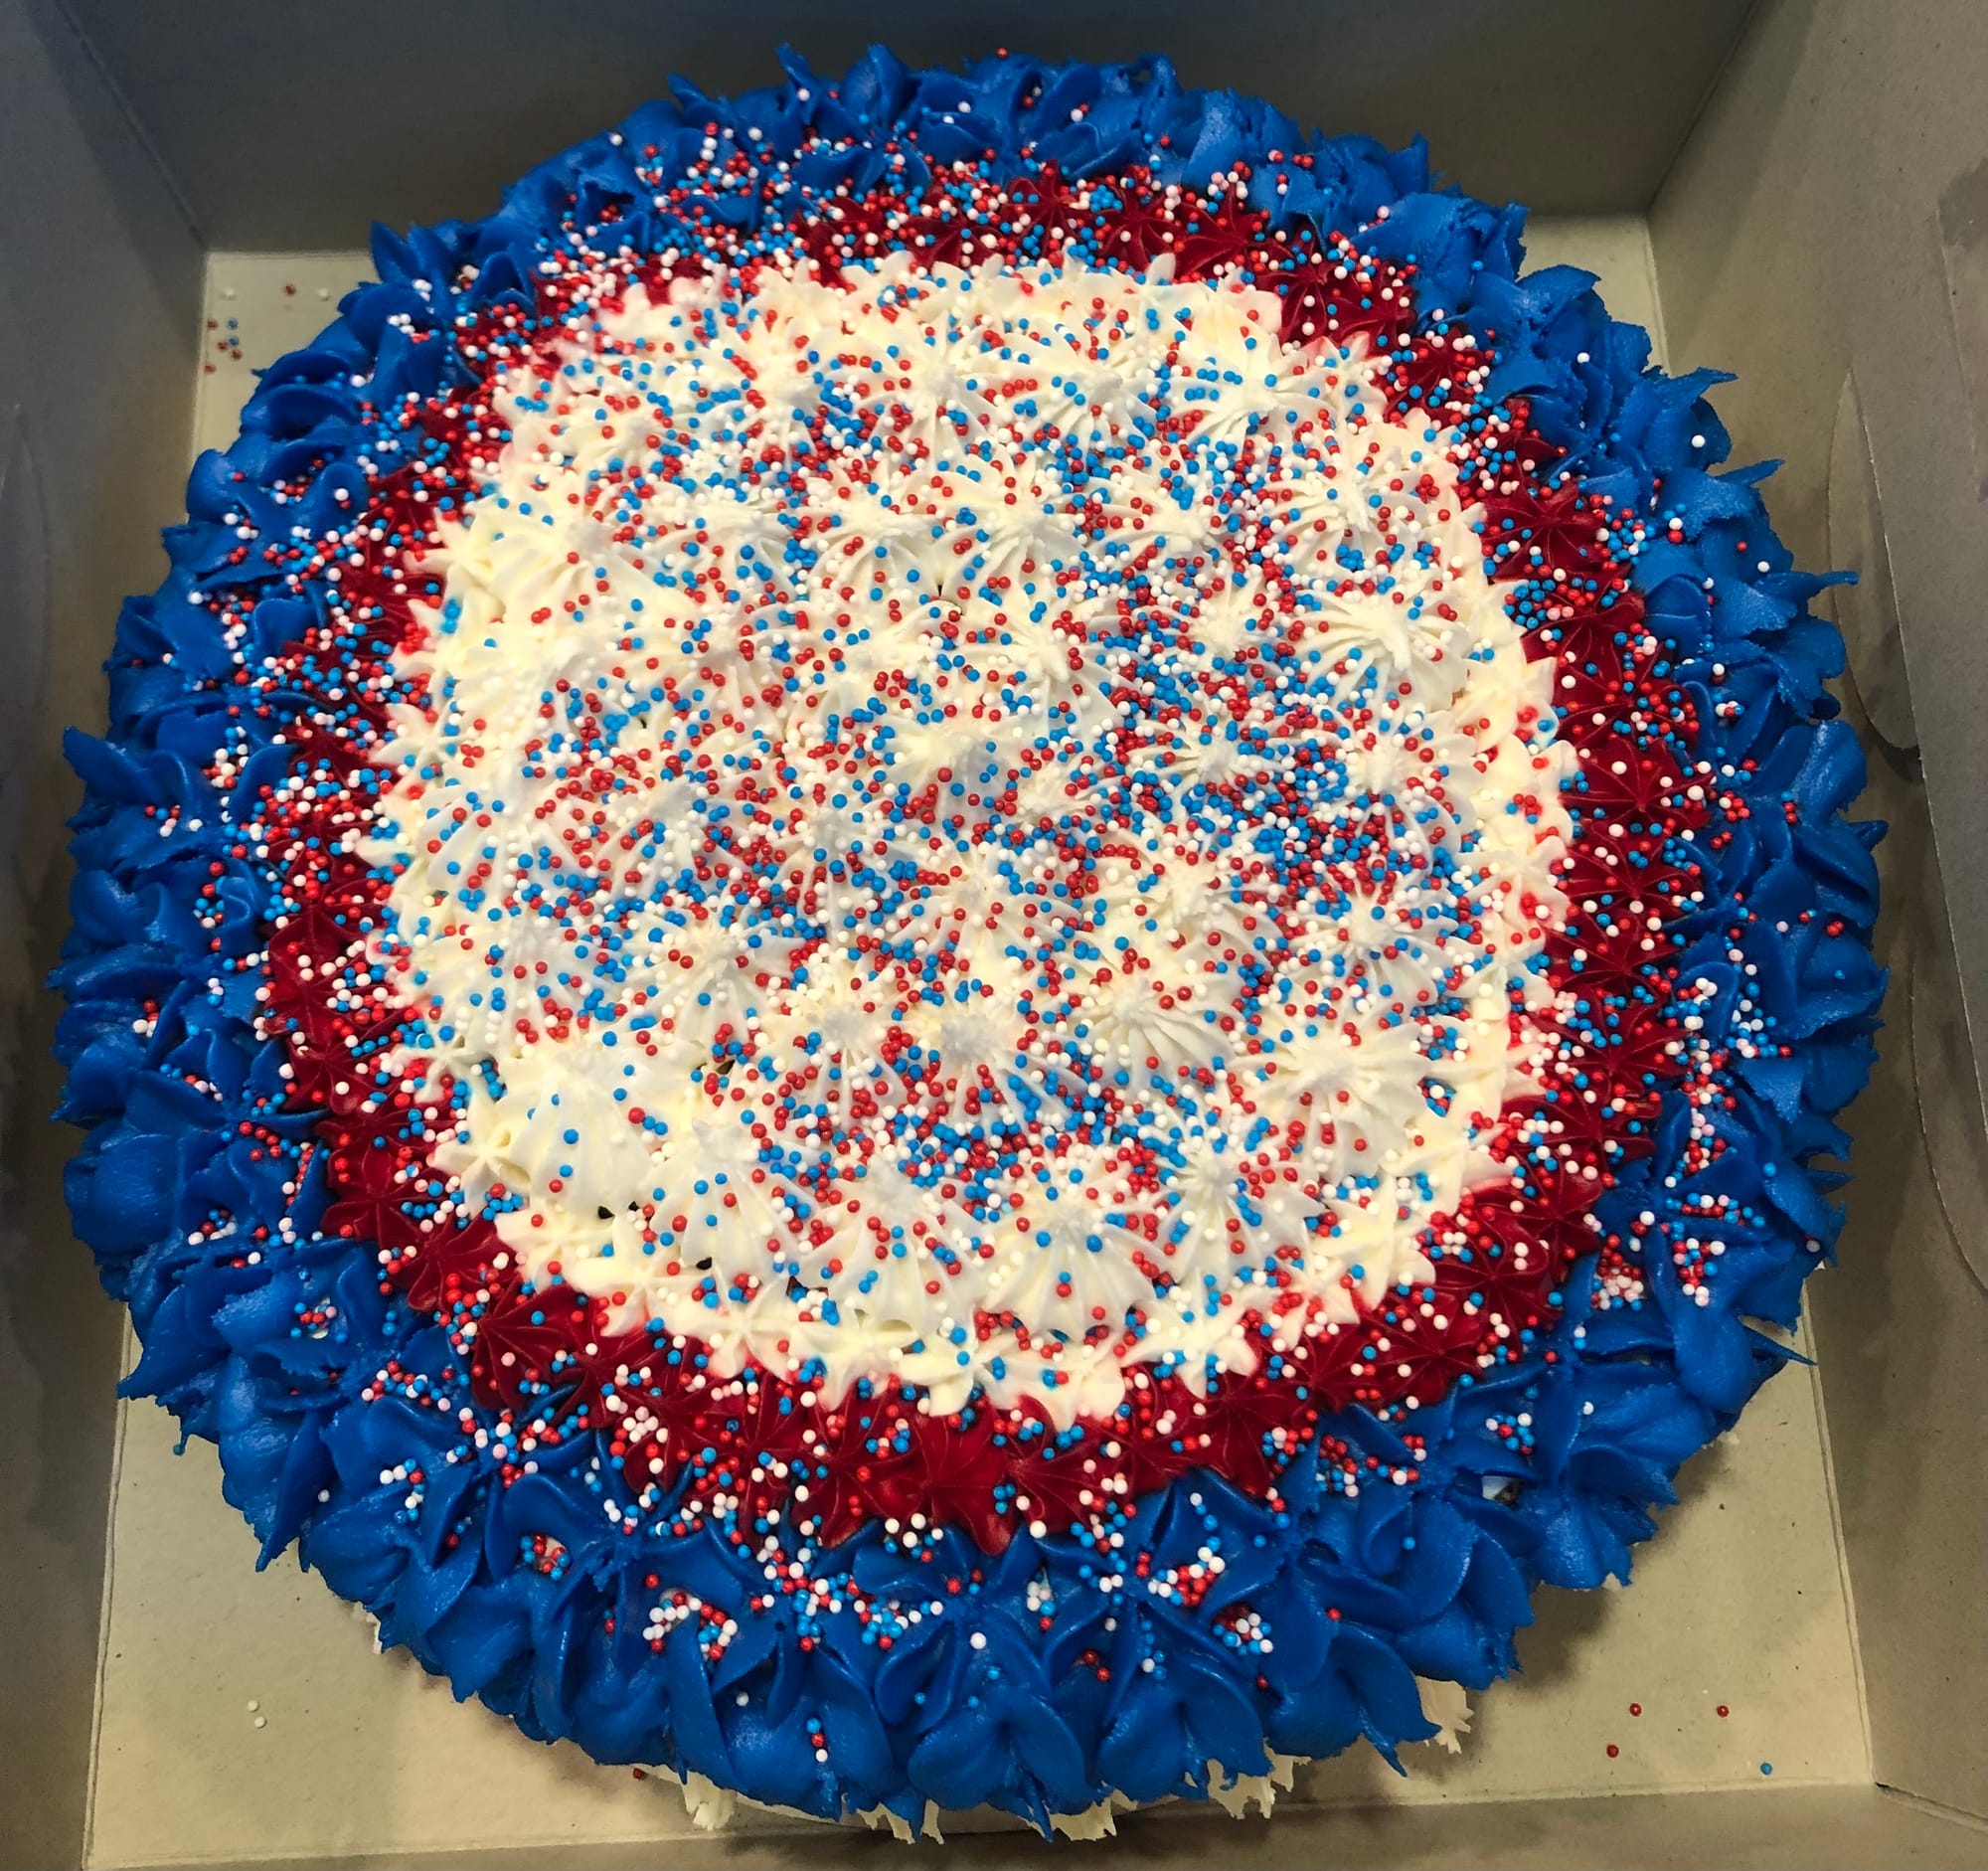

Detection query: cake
xmin=56 ymin=49 xmax=1885 ymax=1836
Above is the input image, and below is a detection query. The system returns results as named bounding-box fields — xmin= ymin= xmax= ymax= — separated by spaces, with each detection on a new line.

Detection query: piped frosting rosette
xmin=57 ymin=48 xmax=1884 ymax=1833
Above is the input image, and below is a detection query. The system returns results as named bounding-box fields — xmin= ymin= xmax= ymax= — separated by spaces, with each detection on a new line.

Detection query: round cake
xmin=56 ymin=48 xmax=1885 ymax=1834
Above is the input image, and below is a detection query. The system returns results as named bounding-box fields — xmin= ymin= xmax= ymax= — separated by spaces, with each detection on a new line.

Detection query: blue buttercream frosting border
xmin=53 ymin=47 xmax=1885 ymax=1830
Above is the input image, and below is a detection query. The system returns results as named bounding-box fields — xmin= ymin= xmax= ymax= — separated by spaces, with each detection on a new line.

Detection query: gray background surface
xmin=61 ymin=0 xmax=1754 ymax=246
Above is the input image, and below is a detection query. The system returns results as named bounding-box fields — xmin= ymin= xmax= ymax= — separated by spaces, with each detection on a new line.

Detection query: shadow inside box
xmin=1514 ymin=1429 xmax=1740 ymax=1689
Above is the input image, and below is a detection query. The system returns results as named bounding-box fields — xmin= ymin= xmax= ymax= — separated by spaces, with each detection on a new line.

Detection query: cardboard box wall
xmin=2 ymin=1 xmax=1981 ymax=1863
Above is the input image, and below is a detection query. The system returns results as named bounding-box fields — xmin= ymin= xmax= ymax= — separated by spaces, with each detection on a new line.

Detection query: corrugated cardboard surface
xmin=1652 ymin=0 xmax=1988 ymax=1820
xmin=78 ymin=230 xmax=1882 ymax=1871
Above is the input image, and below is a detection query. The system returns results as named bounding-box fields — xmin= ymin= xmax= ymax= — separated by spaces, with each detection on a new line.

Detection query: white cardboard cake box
xmin=1 ymin=2 xmax=1981 ymax=1866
